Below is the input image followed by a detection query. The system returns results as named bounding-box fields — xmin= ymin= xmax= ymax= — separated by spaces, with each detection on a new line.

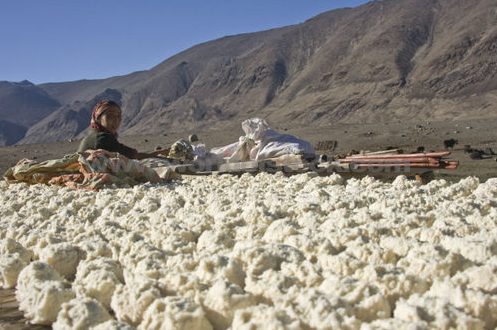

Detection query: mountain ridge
xmin=1 ymin=0 xmax=496 ymax=146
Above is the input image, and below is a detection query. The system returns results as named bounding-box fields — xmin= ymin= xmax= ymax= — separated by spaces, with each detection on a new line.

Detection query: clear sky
xmin=0 ymin=0 xmax=369 ymax=84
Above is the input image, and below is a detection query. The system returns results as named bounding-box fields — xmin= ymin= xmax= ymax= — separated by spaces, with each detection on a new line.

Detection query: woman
xmin=78 ymin=100 xmax=167 ymax=159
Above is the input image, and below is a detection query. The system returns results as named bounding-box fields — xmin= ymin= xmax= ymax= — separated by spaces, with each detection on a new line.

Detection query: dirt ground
xmin=1 ymin=118 xmax=496 ymax=181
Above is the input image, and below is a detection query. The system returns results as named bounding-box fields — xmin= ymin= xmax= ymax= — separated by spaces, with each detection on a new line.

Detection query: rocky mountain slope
xmin=0 ymin=81 xmax=60 ymax=145
xmin=2 ymin=0 xmax=497 ymax=145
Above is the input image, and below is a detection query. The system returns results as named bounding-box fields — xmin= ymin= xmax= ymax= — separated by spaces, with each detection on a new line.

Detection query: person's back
xmin=78 ymin=128 xmax=138 ymax=159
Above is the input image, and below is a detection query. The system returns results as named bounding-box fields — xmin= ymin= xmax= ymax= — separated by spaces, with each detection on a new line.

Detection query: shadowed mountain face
xmin=0 ymin=81 xmax=60 ymax=145
xmin=2 ymin=0 xmax=497 ymax=145
xmin=0 ymin=120 xmax=27 ymax=146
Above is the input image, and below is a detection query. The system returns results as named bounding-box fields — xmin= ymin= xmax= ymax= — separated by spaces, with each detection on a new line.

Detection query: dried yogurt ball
xmin=196 ymin=255 xmax=246 ymax=287
xmin=53 ymin=297 xmax=112 ymax=330
xmin=111 ymin=273 xmax=166 ymax=326
xmin=16 ymin=262 xmax=75 ymax=325
xmin=231 ymin=304 xmax=302 ymax=330
xmin=0 ymin=238 xmax=33 ymax=263
xmin=138 ymin=296 xmax=213 ymax=330
xmin=203 ymin=279 xmax=256 ymax=329
xmin=394 ymin=294 xmax=485 ymax=329
xmin=23 ymin=232 xmax=64 ymax=259
xmin=16 ymin=260 xmax=62 ymax=286
xmin=0 ymin=254 xmax=28 ymax=288
xmin=39 ymin=243 xmax=83 ymax=279
xmin=73 ymin=258 xmax=124 ymax=309
xmin=79 ymin=239 xmax=113 ymax=260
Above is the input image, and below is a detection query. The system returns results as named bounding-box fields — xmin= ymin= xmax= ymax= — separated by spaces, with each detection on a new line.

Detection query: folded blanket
xmin=3 ymin=150 xmax=175 ymax=190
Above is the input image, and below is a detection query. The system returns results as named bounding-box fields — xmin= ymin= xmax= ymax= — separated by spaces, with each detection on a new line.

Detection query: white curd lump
xmin=0 ymin=238 xmax=33 ymax=288
xmin=138 ymin=296 xmax=212 ymax=330
xmin=0 ymin=237 xmax=33 ymax=262
xmin=16 ymin=261 xmax=75 ymax=324
xmin=1 ymin=174 xmax=497 ymax=328
xmin=111 ymin=272 xmax=167 ymax=326
xmin=0 ymin=254 xmax=28 ymax=288
xmin=52 ymin=297 xmax=112 ymax=330
xmin=73 ymin=258 xmax=124 ymax=309
xmin=38 ymin=242 xmax=83 ymax=279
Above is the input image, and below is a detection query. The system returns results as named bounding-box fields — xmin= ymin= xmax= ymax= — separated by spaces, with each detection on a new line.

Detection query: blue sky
xmin=0 ymin=1 xmax=369 ymax=84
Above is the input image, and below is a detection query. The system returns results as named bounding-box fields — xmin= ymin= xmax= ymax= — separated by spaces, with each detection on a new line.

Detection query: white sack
xmin=210 ymin=118 xmax=315 ymax=161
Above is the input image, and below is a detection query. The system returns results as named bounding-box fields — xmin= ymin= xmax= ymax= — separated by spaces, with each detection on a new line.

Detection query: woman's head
xmin=90 ymin=100 xmax=122 ymax=135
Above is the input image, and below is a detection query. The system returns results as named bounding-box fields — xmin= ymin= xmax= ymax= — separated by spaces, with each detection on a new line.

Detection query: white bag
xmin=210 ymin=141 xmax=239 ymax=158
xmin=242 ymin=118 xmax=271 ymax=141
xmin=256 ymin=131 xmax=315 ymax=160
xmin=211 ymin=117 xmax=315 ymax=162
xmin=241 ymin=118 xmax=315 ymax=160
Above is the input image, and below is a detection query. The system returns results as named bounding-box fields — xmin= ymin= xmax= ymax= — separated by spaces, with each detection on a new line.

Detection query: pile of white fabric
xmin=209 ymin=118 xmax=315 ymax=163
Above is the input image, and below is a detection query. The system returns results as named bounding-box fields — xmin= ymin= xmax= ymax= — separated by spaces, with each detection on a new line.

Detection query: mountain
xmin=0 ymin=120 xmax=27 ymax=146
xmin=2 ymin=0 xmax=497 ymax=145
xmin=0 ymin=80 xmax=60 ymax=145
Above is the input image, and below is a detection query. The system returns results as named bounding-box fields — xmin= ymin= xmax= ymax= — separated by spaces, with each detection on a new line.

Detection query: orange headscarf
xmin=90 ymin=100 xmax=121 ymax=136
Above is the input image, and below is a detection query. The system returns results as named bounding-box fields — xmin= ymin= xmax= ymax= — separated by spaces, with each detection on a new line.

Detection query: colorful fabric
xmin=168 ymin=139 xmax=194 ymax=161
xmin=4 ymin=149 xmax=166 ymax=190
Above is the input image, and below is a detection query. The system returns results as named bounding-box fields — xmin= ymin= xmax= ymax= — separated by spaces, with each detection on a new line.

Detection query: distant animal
xmin=463 ymin=145 xmax=472 ymax=153
xmin=443 ymin=138 xmax=458 ymax=149
xmin=416 ymin=146 xmax=425 ymax=153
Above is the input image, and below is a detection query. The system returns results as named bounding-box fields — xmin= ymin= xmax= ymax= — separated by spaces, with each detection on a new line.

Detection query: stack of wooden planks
xmin=339 ymin=151 xmax=459 ymax=170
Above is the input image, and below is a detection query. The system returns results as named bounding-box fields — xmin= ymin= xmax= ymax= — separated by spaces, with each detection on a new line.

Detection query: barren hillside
xmin=2 ymin=0 xmax=497 ymax=145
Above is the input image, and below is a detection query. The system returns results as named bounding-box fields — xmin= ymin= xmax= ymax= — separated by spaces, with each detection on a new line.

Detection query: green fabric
xmin=78 ymin=129 xmax=137 ymax=159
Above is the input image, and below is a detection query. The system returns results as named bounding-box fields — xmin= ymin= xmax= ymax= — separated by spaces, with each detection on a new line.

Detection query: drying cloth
xmin=4 ymin=149 xmax=168 ymax=190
